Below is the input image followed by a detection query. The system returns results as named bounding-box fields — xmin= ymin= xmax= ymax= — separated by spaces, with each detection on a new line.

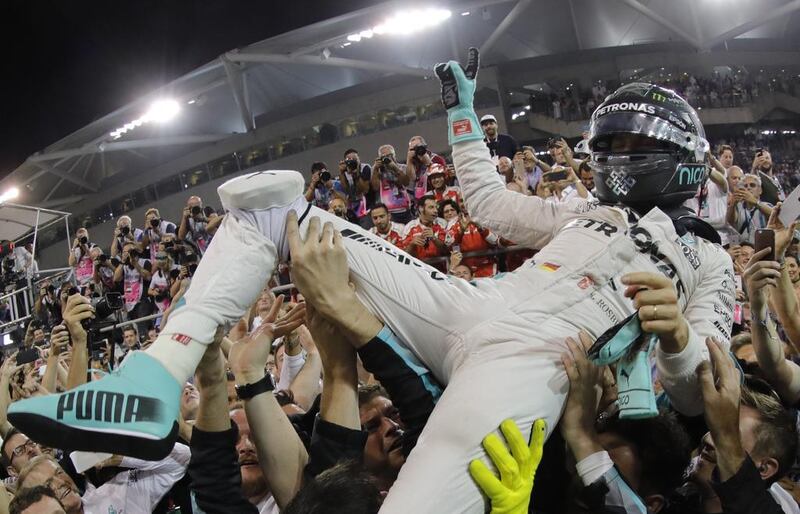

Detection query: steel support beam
xmin=618 ymin=0 xmax=703 ymax=48
xmin=222 ymin=56 xmax=256 ymax=132
xmin=44 ymin=152 xmax=95 ymax=202
xmin=227 ymin=51 xmax=430 ymax=77
xmin=37 ymin=195 xmax=85 ymax=209
xmin=567 ymin=0 xmax=583 ymax=50
xmin=31 ymin=162 xmax=98 ymax=192
xmin=701 ymin=0 xmax=800 ymax=49
xmin=480 ymin=0 xmax=532 ymax=56
xmin=29 ymin=134 xmax=231 ymax=162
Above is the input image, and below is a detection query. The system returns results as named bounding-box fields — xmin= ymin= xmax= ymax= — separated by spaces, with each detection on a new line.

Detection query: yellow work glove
xmin=469 ymin=418 xmax=547 ymax=514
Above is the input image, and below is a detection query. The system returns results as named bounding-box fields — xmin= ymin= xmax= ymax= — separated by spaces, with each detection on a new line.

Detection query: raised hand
xmin=766 ymin=202 xmax=798 ymax=260
xmin=228 ymin=295 xmax=306 ymax=382
xmin=433 ymin=48 xmax=483 ymax=145
xmin=469 ymin=418 xmax=547 ymax=514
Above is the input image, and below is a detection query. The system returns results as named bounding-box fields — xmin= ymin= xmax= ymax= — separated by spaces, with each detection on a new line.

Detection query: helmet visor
xmin=590 ymin=111 xmax=708 ymax=161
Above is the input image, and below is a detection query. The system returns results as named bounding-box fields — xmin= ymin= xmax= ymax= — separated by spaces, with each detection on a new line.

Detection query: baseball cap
xmin=428 ymin=163 xmax=446 ymax=176
xmin=480 ymin=114 xmax=497 ymax=125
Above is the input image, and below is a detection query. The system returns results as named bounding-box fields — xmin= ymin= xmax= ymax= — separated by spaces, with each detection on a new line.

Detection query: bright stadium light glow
xmin=0 ymin=187 xmax=19 ymax=204
xmin=145 ymin=99 xmax=180 ymax=123
xmin=345 ymin=8 xmax=452 ymax=44
xmin=109 ymin=98 xmax=181 ymax=139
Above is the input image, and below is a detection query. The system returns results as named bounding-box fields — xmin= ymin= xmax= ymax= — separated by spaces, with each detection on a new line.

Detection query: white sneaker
xmin=218 ymin=170 xmax=309 ymax=260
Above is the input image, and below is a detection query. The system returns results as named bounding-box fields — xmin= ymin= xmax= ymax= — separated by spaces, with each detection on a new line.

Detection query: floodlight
xmin=0 ymin=187 xmax=19 ymax=204
xmin=145 ymin=99 xmax=180 ymax=123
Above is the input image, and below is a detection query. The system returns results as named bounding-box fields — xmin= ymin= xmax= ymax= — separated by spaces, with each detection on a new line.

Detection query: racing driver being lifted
xmin=10 ymin=48 xmax=733 ymax=513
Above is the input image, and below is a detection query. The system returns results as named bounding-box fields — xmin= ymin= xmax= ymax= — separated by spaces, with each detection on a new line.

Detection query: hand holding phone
xmin=754 ymin=228 xmax=776 ymax=262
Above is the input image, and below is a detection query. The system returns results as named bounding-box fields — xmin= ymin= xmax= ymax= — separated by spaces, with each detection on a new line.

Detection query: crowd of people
xmin=2 ymin=50 xmax=800 ymax=514
xmin=528 ymin=68 xmax=800 ymax=122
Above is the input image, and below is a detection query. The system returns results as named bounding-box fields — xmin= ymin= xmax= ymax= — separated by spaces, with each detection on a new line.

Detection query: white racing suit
xmin=294 ymin=138 xmax=734 ymax=513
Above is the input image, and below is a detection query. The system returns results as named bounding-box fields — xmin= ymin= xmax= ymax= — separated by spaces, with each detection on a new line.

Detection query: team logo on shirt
xmin=578 ymin=276 xmax=594 ymax=289
xmin=172 ymin=334 xmax=192 ymax=345
xmin=452 ymin=119 xmax=473 ymax=136
xmin=537 ymin=262 xmax=561 ymax=272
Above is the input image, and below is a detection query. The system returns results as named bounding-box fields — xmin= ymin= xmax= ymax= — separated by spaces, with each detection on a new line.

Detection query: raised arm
xmin=436 ymin=49 xmax=577 ymax=249
xmin=229 ymin=299 xmax=308 ymax=509
xmin=765 ymin=205 xmax=800 ymax=346
xmin=744 ymin=252 xmax=800 ymax=404
xmin=62 ymin=294 xmax=95 ymax=390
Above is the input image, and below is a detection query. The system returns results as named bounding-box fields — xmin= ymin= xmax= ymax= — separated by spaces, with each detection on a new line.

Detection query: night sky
xmin=0 ymin=0 xmax=377 ymax=176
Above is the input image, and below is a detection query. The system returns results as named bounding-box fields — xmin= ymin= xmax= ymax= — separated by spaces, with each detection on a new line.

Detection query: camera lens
xmin=191 ymin=206 xmax=202 ymax=216
xmin=120 ymin=226 xmax=130 ymax=236
xmin=382 ymin=156 xmax=392 ymax=166
xmin=320 ymin=171 xmax=332 ymax=182
xmin=79 ymin=236 xmax=88 ymax=245
xmin=414 ymin=145 xmax=427 ymax=156
xmin=150 ymin=218 xmax=160 ymax=228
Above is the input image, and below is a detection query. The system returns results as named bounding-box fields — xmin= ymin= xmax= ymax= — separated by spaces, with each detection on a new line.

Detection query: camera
xmin=120 ymin=226 xmax=130 ymax=236
xmin=79 ymin=236 xmax=88 ymax=245
xmin=191 ymin=205 xmax=203 ymax=217
xmin=68 ymin=288 xmax=123 ymax=331
xmin=98 ymin=253 xmax=108 ymax=263
xmin=320 ymin=170 xmax=332 ymax=182
xmin=188 ymin=263 xmax=199 ymax=277
xmin=155 ymin=291 xmax=170 ymax=302
xmin=169 ymin=268 xmax=181 ymax=280
xmin=345 ymin=159 xmax=359 ymax=171
xmin=381 ymin=156 xmax=393 ymax=166
xmin=414 ymin=145 xmax=428 ymax=157
xmin=546 ymin=137 xmax=561 ymax=149
xmin=150 ymin=218 xmax=160 ymax=228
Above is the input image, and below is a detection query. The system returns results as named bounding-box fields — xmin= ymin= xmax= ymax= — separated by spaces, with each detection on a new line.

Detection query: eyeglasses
xmin=743 ymin=183 xmax=759 ymax=189
xmin=11 ymin=439 xmax=36 ymax=458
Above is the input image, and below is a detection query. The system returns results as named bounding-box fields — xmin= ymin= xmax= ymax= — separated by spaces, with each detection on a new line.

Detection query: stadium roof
xmin=5 ymin=0 xmax=800 ymax=212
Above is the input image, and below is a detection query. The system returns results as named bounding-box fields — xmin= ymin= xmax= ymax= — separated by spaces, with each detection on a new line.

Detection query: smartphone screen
xmin=754 ymin=229 xmax=776 ymax=261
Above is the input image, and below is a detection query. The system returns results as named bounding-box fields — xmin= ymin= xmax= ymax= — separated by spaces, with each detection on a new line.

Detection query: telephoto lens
xmin=191 ymin=205 xmax=203 ymax=217
xmin=414 ymin=145 xmax=428 ymax=156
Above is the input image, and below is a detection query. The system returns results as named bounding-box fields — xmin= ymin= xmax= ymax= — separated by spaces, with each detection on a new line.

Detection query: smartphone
xmin=544 ymin=170 xmax=568 ymax=182
xmin=17 ymin=348 xmax=39 ymax=365
xmin=754 ymin=228 xmax=775 ymax=261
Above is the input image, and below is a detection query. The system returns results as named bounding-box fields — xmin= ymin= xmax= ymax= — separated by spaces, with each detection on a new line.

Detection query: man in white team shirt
xmin=684 ymin=147 xmax=732 ymax=245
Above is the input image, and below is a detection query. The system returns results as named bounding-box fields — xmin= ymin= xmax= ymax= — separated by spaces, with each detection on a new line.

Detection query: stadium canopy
xmin=4 ymin=0 xmax=800 ymax=213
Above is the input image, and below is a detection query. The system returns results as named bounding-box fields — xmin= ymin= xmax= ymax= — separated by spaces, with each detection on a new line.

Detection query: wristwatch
xmin=235 ymin=374 xmax=274 ymax=401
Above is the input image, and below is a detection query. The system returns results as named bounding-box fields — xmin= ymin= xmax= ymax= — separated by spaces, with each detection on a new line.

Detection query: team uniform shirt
xmin=411 ymin=153 xmax=448 ymax=201
xmin=72 ymin=244 xmax=98 ymax=286
xmin=734 ymin=201 xmax=772 ymax=244
xmin=684 ymin=179 xmax=734 ymax=245
xmin=377 ymin=163 xmax=412 ymax=214
xmin=81 ymin=443 xmax=189 ymax=514
xmin=448 ymin=222 xmax=500 ymax=278
xmin=400 ymin=218 xmax=447 ymax=260
xmin=289 ymin=138 xmax=732 ymax=513
xmin=371 ymin=222 xmax=406 ymax=247
xmin=432 ymin=186 xmax=462 ymax=205
xmin=143 ymin=220 xmax=177 ymax=259
xmin=122 ymin=258 xmax=152 ymax=313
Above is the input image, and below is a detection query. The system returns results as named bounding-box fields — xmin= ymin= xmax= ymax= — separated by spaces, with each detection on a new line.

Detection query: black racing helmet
xmin=588 ymin=83 xmax=709 ymax=209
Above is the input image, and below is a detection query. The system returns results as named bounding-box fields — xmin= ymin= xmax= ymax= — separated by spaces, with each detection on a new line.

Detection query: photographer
xmin=90 ymin=247 xmax=115 ymax=294
xmin=67 ymin=228 xmax=96 ymax=287
xmin=539 ymin=164 xmax=591 ymax=204
xmin=34 ymin=281 xmax=61 ymax=328
xmin=371 ymin=145 xmax=413 ymax=224
xmin=337 ymin=149 xmax=372 ymax=227
xmin=113 ymin=242 xmax=152 ymax=322
xmin=178 ymin=196 xmax=222 ymax=256
xmin=751 ymin=148 xmax=785 ymax=205
xmin=110 ymin=216 xmax=142 ymax=259
xmin=305 ymin=161 xmax=345 ymax=210
xmin=141 ymin=208 xmax=177 ymax=260
xmin=406 ymin=136 xmax=447 ymax=202
xmin=148 ymin=249 xmax=177 ymax=316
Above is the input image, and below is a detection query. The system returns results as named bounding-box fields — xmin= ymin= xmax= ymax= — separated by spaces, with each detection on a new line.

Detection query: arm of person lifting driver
xmin=228 ymin=300 xmax=308 ymax=509
xmin=63 ymin=294 xmax=94 ymax=390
